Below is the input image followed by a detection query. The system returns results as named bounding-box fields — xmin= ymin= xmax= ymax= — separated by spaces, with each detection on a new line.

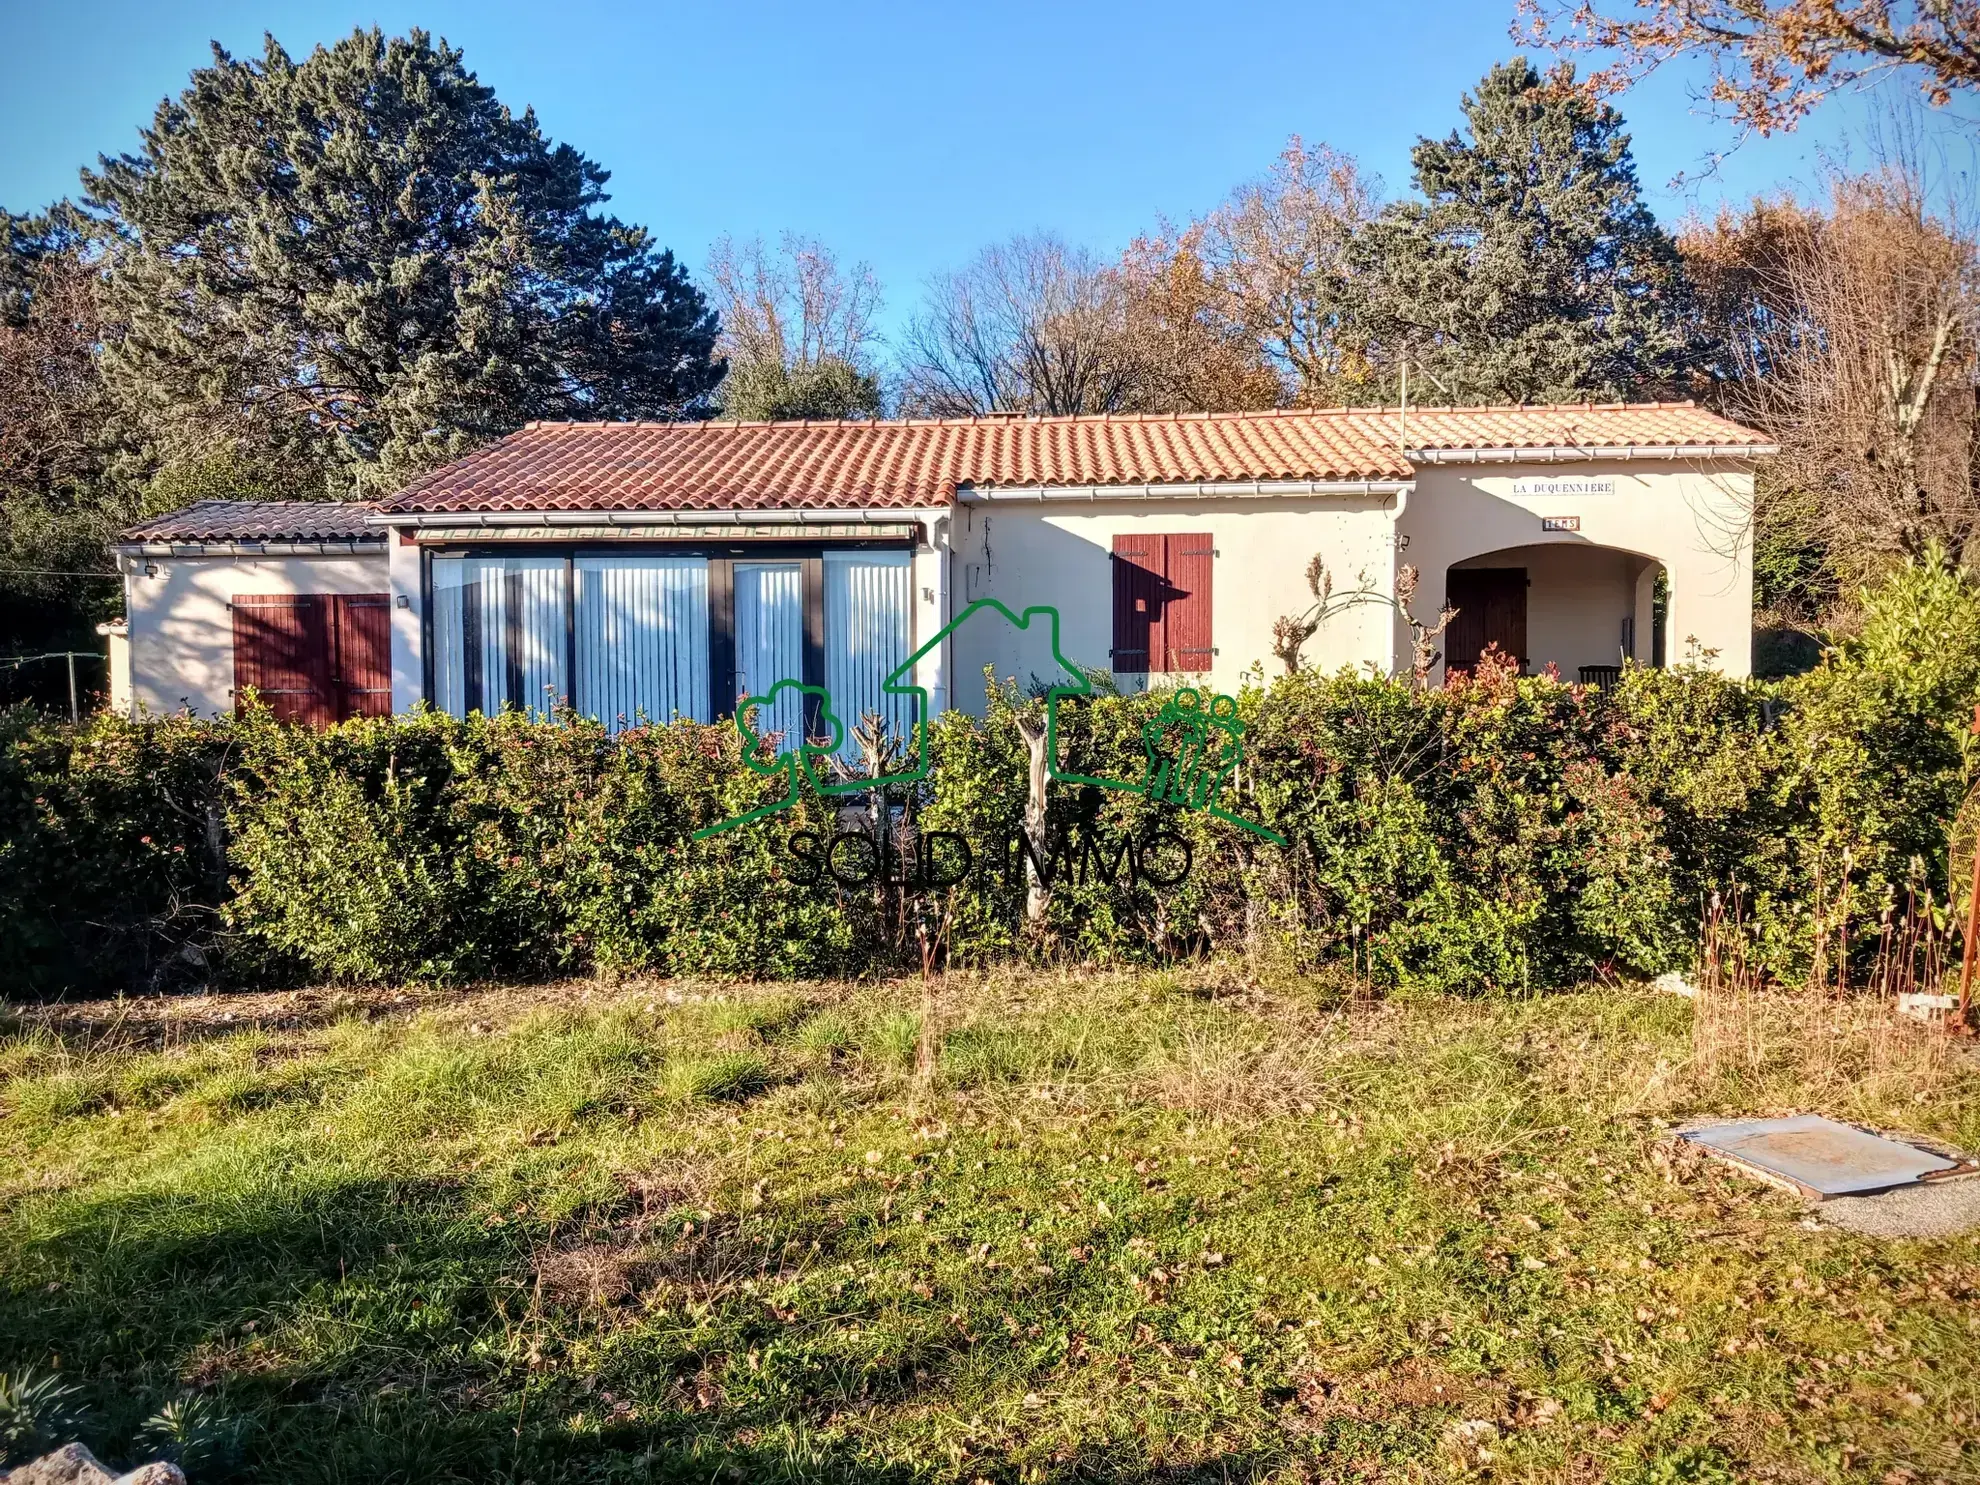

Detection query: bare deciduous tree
xmin=0 ymin=224 xmax=147 ymax=612
xmin=1194 ymin=138 xmax=1383 ymax=402
xmin=1690 ymin=164 xmax=1980 ymax=597
xmin=897 ymin=234 xmax=1144 ymax=416
xmin=706 ymin=232 xmax=882 ymax=374
xmin=705 ymin=233 xmax=884 ymax=420
xmin=0 ymin=231 xmax=115 ymax=504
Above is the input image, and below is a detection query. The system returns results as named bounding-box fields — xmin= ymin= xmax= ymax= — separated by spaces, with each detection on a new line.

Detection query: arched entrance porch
xmin=1443 ymin=543 xmax=1665 ymax=682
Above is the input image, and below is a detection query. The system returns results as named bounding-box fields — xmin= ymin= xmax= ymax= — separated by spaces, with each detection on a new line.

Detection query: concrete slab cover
xmin=1680 ymin=1115 xmax=1957 ymax=1197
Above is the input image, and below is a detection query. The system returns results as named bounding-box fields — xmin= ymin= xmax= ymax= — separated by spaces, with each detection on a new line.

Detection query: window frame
xmin=420 ymin=538 xmax=915 ymax=723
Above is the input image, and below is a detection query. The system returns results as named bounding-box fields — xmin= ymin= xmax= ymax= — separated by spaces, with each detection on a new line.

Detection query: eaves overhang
xmin=1405 ymin=444 xmax=1778 ymax=465
xmin=956 ymin=478 xmax=1413 ymax=502
xmin=115 ymin=538 xmax=386 ymax=560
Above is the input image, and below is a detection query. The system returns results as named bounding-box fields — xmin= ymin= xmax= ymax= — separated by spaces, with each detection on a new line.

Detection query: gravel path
xmin=1817 ymin=1177 xmax=1980 ymax=1239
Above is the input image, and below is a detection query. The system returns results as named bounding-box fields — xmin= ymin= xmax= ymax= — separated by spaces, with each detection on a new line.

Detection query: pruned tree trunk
xmin=1015 ymin=710 xmax=1051 ymax=924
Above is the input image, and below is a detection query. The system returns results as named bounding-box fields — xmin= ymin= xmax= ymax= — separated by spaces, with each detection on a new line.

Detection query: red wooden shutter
xmin=233 ymin=595 xmax=333 ymax=726
xmin=1164 ymin=535 xmax=1214 ymax=673
xmin=1111 ymin=534 xmax=1163 ymax=673
xmin=333 ymin=594 xmax=393 ymax=719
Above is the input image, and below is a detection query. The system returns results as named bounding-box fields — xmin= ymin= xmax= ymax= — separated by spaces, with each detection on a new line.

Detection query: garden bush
xmin=1765 ymin=547 xmax=1980 ymax=974
xmin=226 ymin=708 xmax=869 ymax=984
xmin=1 ymin=553 xmax=1974 ymax=998
xmin=0 ymin=709 xmax=233 ymax=996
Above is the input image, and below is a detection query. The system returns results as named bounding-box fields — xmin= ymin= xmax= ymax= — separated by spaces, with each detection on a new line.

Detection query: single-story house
xmin=113 ymin=402 xmax=1773 ymax=727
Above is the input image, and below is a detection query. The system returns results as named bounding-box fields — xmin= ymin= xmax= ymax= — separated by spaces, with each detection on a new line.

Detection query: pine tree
xmin=1360 ymin=58 xmax=1703 ymax=404
xmin=82 ymin=28 xmax=724 ymax=494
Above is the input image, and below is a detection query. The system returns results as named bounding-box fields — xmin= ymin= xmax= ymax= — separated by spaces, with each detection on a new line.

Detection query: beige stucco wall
xmin=367 ymin=463 xmax=1751 ymax=717
xmin=387 ymin=529 xmax=424 ymax=713
xmin=946 ymin=494 xmax=1399 ymax=710
xmin=1395 ymin=460 xmax=1755 ymax=680
xmin=123 ymin=550 xmax=390 ymax=718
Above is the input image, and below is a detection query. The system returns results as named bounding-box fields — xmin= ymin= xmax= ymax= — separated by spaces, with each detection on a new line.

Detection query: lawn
xmin=0 ymin=970 xmax=1976 ymax=1484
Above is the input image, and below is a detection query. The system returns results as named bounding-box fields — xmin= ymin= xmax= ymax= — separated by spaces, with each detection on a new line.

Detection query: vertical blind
xmin=574 ymin=556 xmax=709 ymax=728
xmin=825 ymin=551 xmax=913 ymax=754
xmin=431 ymin=556 xmax=568 ymax=717
xmin=733 ymin=562 xmax=805 ymax=744
xmin=429 ymin=549 xmax=915 ymax=744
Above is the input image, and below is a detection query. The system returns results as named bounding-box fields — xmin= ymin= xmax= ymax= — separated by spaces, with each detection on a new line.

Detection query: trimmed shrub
xmin=1 ymin=555 xmax=1972 ymax=998
xmin=0 ymin=709 xmax=232 ymax=996
xmin=225 ymin=708 xmax=868 ymax=985
xmin=1764 ymin=547 xmax=1980 ymax=974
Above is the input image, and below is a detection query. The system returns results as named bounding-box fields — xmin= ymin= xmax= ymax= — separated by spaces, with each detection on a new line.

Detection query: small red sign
xmin=1541 ymin=516 xmax=1581 ymax=532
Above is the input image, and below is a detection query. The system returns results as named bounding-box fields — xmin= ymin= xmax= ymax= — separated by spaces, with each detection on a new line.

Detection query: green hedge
xmin=4 ymin=552 xmax=1975 ymax=999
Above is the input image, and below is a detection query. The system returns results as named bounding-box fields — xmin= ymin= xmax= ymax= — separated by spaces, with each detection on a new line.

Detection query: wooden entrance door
xmin=1443 ymin=568 xmax=1528 ymax=676
xmin=234 ymin=594 xmax=392 ymax=725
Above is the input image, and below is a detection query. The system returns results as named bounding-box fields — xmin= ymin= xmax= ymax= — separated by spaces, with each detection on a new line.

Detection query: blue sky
xmin=0 ymin=0 xmax=1947 ymax=340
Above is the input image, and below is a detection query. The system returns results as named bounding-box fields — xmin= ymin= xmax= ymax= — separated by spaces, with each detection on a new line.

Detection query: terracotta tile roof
xmin=120 ymin=500 xmax=382 ymax=544
xmin=379 ymin=410 xmax=1409 ymax=514
xmin=373 ymin=402 xmax=1773 ymax=515
xmin=1392 ymin=400 xmax=1772 ymax=453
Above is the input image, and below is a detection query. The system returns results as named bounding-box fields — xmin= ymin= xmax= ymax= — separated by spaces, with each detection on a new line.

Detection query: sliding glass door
xmin=428 ymin=547 xmax=916 ymax=746
xmin=824 ymin=550 xmax=913 ymax=752
xmin=430 ymin=556 xmax=568 ymax=718
xmin=733 ymin=562 xmax=805 ymax=744
xmin=574 ymin=555 xmax=709 ymax=728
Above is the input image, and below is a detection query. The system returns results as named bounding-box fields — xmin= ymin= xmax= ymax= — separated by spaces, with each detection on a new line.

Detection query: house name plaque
xmin=1514 ymin=477 xmax=1617 ymax=497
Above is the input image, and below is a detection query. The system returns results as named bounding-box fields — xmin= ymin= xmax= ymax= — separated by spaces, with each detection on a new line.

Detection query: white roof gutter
xmin=958 ymin=478 xmax=1412 ymax=501
xmin=1407 ymin=444 xmax=1778 ymax=464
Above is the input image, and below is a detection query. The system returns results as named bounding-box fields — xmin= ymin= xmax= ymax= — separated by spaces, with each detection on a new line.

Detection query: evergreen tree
xmin=717 ymin=357 xmax=882 ymax=421
xmin=1359 ymin=59 xmax=1703 ymax=403
xmin=82 ymin=29 xmax=723 ymax=494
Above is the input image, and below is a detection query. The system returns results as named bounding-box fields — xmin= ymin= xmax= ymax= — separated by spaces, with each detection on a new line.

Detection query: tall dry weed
xmin=1691 ymin=890 xmax=1954 ymax=1115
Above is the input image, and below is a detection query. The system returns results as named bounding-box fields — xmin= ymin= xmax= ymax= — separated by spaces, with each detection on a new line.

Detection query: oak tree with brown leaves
xmin=1111 ymin=234 xmax=1284 ymax=413
xmin=1521 ymin=0 xmax=1980 ymax=137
